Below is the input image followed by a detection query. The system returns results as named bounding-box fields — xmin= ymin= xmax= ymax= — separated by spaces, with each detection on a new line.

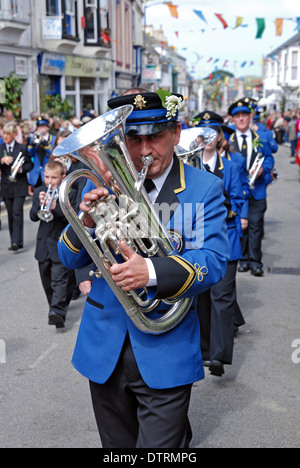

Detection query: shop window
xmin=84 ymin=0 xmax=111 ymax=47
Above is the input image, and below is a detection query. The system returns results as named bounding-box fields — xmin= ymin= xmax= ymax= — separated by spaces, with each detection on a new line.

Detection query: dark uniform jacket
xmin=0 ymin=142 xmax=33 ymax=198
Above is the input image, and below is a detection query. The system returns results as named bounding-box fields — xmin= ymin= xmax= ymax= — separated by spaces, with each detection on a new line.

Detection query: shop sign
xmin=15 ymin=57 xmax=28 ymax=77
xmin=41 ymin=53 xmax=66 ymax=76
xmin=42 ymin=17 xmax=62 ymax=40
xmin=142 ymin=65 xmax=161 ymax=83
xmin=65 ymin=56 xmax=111 ymax=78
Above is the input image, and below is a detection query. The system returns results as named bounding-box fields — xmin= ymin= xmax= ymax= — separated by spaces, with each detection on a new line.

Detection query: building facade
xmin=262 ymin=31 xmax=300 ymax=111
xmin=0 ymin=0 xmax=145 ymax=119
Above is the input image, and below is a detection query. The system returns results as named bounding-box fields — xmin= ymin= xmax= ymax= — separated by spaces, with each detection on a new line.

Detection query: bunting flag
xmin=256 ymin=18 xmax=265 ymax=38
xmin=166 ymin=2 xmax=179 ymax=19
xmin=234 ymin=16 xmax=243 ymax=28
xmin=275 ymin=18 xmax=283 ymax=36
xmin=193 ymin=10 xmax=207 ymax=23
xmin=294 ymin=17 xmax=300 ymax=31
xmin=241 ymin=61 xmax=247 ymax=68
xmin=215 ymin=13 xmax=228 ymax=29
xmin=175 ymin=31 xmax=179 ymax=37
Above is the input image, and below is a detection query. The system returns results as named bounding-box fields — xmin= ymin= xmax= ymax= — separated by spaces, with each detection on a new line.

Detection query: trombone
xmin=249 ymin=153 xmax=265 ymax=189
xmin=37 ymin=184 xmax=58 ymax=223
xmin=8 ymin=152 xmax=25 ymax=183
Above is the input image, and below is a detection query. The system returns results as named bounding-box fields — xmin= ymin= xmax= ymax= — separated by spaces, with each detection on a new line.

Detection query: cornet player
xmin=27 ymin=116 xmax=55 ymax=195
xmin=30 ymin=160 xmax=77 ymax=328
xmin=228 ymin=99 xmax=274 ymax=276
xmin=0 ymin=122 xmax=32 ymax=251
xmin=57 ymin=90 xmax=230 ymax=448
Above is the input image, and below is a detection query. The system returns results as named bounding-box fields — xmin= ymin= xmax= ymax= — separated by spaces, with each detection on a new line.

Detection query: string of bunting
xmin=152 ymin=2 xmax=300 ymax=39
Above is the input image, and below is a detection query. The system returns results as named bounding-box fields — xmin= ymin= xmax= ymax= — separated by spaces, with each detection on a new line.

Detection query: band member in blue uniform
xmin=0 ymin=122 xmax=33 ymax=250
xmin=27 ymin=117 xmax=55 ymax=193
xmin=57 ymin=90 xmax=230 ymax=448
xmin=193 ymin=111 xmax=245 ymax=376
xmin=228 ymin=99 xmax=274 ymax=276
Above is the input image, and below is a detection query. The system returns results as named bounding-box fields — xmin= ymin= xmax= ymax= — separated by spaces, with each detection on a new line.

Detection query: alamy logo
xmin=0 ymin=79 xmax=5 ymax=104
xmin=0 ymin=340 xmax=6 ymax=364
xmin=291 ymin=339 xmax=300 ymax=364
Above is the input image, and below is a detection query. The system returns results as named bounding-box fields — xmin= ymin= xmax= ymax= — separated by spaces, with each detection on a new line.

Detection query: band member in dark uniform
xmin=0 ymin=122 xmax=33 ymax=251
xmin=30 ymin=160 xmax=77 ymax=328
xmin=56 ymin=91 xmax=230 ymax=448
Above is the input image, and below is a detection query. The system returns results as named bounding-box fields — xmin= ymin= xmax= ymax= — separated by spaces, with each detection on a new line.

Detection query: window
xmin=0 ymin=0 xmax=20 ymax=19
xmin=46 ymin=0 xmax=59 ymax=15
xmin=291 ymin=51 xmax=298 ymax=81
xmin=84 ymin=0 xmax=110 ymax=46
xmin=62 ymin=0 xmax=78 ymax=39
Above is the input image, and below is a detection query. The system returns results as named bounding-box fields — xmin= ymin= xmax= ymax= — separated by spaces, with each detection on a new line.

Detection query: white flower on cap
xmin=165 ymin=95 xmax=184 ymax=120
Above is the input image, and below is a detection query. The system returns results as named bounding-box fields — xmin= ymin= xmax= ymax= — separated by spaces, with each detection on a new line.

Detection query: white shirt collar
xmin=147 ymin=158 xmax=174 ymax=203
xmin=6 ymin=140 xmax=15 ymax=152
xmin=203 ymin=152 xmax=218 ymax=172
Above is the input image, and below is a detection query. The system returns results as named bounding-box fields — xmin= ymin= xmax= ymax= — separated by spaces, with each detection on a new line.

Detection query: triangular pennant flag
xmin=256 ymin=18 xmax=265 ymax=38
xmin=193 ymin=10 xmax=207 ymax=23
xmin=175 ymin=31 xmax=179 ymax=37
xmin=166 ymin=2 xmax=179 ymax=19
xmin=215 ymin=13 xmax=228 ymax=29
xmin=294 ymin=18 xmax=300 ymax=31
xmin=241 ymin=61 xmax=247 ymax=68
xmin=234 ymin=17 xmax=243 ymax=29
xmin=275 ymin=18 xmax=283 ymax=36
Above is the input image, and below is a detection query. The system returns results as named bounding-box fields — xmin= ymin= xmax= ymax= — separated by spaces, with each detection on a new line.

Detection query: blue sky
xmin=145 ymin=0 xmax=300 ymax=78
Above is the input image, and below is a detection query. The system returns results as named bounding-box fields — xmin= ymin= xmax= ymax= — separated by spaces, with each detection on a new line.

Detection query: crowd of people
xmin=0 ymin=93 xmax=299 ymax=448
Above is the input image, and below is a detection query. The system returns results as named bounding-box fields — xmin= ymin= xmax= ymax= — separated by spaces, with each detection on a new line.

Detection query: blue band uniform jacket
xmin=229 ymin=130 xmax=275 ymax=199
xmin=212 ymin=155 xmax=245 ymax=261
xmin=57 ymin=156 xmax=230 ymax=389
xmin=229 ymin=129 xmax=274 ymax=219
xmin=27 ymin=134 xmax=55 ymax=186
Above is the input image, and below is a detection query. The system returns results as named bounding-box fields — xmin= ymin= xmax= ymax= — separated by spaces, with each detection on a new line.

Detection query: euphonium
xmin=175 ymin=127 xmax=217 ymax=169
xmin=53 ymin=105 xmax=193 ymax=334
xmin=37 ymin=184 xmax=59 ymax=223
xmin=8 ymin=152 xmax=25 ymax=183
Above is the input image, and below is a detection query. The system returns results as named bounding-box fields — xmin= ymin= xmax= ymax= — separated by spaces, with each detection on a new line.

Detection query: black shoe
xmin=209 ymin=360 xmax=225 ymax=377
xmin=8 ymin=244 xmax=19 ymax=251
xmin=251 ymin=267 xmax=264 ymax=277
xmin=203 ymin=360 xmax=211 ymax=367
xmin=48 ymin=311 xmax=65 ymax=328
xmin=238 ymin=264 xmax=250 ymax=273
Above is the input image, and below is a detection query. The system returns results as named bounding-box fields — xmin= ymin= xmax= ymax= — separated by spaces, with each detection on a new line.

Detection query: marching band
xmin=0 ymin=91 xmax=297 ymax=449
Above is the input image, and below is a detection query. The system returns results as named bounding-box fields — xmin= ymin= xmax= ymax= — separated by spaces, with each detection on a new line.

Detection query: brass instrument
xmin=33 ymin=132 xmax=43 ymax=145
xmin=37 ymin=184 xmax=58 ymax=223
xmin=53 ymin=105 xmax=193 ymax=335
xmin=8 ymin=152 xmax=25 ymax=183
xmin=175 ymin=127 xmax=217 ymax=169
xmin=249 ymin=153 xmax=265 ymax=189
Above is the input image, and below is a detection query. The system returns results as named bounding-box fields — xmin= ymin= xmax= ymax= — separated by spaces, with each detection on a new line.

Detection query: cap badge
xmin=134 ymin=95 xmax=147 ymax=110
xmin=237 ymin=102 xmax=243 ymax=107
xmin=203 ymin=113 xmax=211 ymax=121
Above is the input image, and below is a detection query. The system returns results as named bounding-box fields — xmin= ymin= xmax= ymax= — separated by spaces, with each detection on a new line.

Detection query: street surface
xmin=0 ymin=144 xmax=299 ymax=448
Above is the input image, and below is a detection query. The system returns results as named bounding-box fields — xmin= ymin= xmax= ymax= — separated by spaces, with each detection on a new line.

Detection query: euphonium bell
xmin=175 ymin=127 xmax=217 ymax=169
xmin=53 ymin=105 xmax=193 ymax=334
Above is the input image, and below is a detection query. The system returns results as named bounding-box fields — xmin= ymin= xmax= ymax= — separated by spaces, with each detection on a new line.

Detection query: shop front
xmin=63 ymin=55 xmax=112 ymax=118
xmin=0 ymin=50 xmax=39 ymax=119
